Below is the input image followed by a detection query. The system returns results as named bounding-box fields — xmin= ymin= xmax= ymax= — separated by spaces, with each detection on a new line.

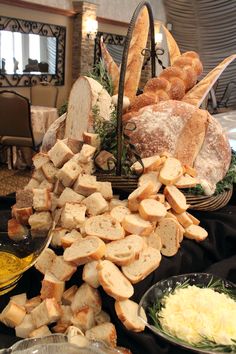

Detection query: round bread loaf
xmin=126 ymin=100 xmax=231 ymax=195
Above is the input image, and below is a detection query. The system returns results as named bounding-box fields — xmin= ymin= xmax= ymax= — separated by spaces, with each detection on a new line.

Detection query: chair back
xmin=30 ymin=83 xmax=58 ymax=108
xmin=0 ymin=90 xmax=35 ymax=147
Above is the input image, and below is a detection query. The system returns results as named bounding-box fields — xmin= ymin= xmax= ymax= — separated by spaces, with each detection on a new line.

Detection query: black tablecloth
xmin=1 ymin=193 xmax=236 ymax=353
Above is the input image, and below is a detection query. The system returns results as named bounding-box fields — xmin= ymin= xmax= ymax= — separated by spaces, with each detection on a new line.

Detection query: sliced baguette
xmin=128 ymin=181 xmax=155 ymax=212
xmin=174 ymin=174 xmax=198 ymax=188
xmin=61 ymin=229 xmax=83 ymax=248
xmin=184 ymin=224 xmax=208 ymax=241
xmin=105 ymin=234 xmax=145 ymax=266
xmin=121 ymin=247 xmax=161 ymax=284
xmin=186 ymin=212 xmax=200 ymax=225
xmin=85 ymin=214 xmax=125 ymax=241
xmin=138 ymin=171 xmax=162 ymax=193
xmin=156 ymin=218 xmax=180 ymax=257
xmin=159 ymin=157 xmax=183 ymax=185
xmin=110 ymin=205 xmax=131 ymax=223
xmin=97 ymin=260 xmax=134 ymax=300
xmin=139 ymin=199 xmax=166 ymax=222
xmin=115 ymin=299 xmax=147 ymax=332
xmin=122 ymin=213 xmax=154 ymax=236
xmin=63 ymin=236 xmax=106 ymax=266
xmin=164 ymin=185 xmax=189 ymax=213
xmin=171 ymin=210 xmax=193 ymax=228
xmin=144 ymin=231 xmax=162 ymax=250
xmin=82 ymin=260 xmax=100 ymax=288
xmin=131 ymin=155 xmax=165 ymax=173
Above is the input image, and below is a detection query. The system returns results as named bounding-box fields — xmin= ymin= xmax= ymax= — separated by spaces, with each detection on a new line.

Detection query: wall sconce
xmin=155 ymin=32 xmax=163 ymax=46
xmin=86 ymin=18 xmax=98 ymax=39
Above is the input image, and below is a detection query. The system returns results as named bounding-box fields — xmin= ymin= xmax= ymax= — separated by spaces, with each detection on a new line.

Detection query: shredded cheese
xmin=159 ymin=285 xmax=236 ymax=345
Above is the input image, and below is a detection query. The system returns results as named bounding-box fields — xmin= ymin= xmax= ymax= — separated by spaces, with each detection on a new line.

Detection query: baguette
xmin=121 ymin=247 xmax=161 ymax=284
xmin=164 ymin=185 xmax=189 ymax=213
xmin=85 ymin=214 xmax=125 ymax=241
xmin=115 ymin=299 xmax=147 ymax=332
xmin=63 ymin=236 xmax=106 ymax=266
xmin=156 ymin=218 xmax=180 ymax=257
xmin=139 ymin=199 xmax=167 ymax=222
xmin=122 ymin=213 xmax=154 ymax=236
xmin=184 ymin=224 xmax=208 ymax=241
xmin=159 ymin=157 xmax=183 ymax=185
xmin=97 ymin=260 xmax=134 ymax=300
xmin=105 ymin=234 xmax=145 ymax=266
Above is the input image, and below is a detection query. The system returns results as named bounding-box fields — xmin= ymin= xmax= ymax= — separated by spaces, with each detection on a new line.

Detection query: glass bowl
xmin=0 ymin=210 xmax=52 ymax=295
xmin=0 ymin=334 xmax=127 ymax=354
xmin=138 ymin=273 xmax=236 ymax=354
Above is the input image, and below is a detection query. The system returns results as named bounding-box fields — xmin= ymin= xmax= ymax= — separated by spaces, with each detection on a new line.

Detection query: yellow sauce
xmin=0 ymin=251 xmax=34 ymax=282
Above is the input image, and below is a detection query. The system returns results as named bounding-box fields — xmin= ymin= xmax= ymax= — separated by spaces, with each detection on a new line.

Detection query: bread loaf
xmin=126 ymin=100 xmax=231 ymax=194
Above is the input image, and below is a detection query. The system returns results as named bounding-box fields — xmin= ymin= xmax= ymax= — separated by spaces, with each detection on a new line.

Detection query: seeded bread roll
xmin=98 ymin=260 xmax=134 ymax=300
xmin=115 ymin=299 xmax=147 ymax=332
xmin=63 ymin=236 xmax=106 ymax=266
xmin=121 ymin=247 xmax=161 ymax=284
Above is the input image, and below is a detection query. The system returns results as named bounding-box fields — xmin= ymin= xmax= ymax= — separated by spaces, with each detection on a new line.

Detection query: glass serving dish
xmin=0 ymin=334 xmax=127 ymax=354
xmin=0 ymin=210 xmax=52 ymax=295
xmin=138 ymin=273 xmax=236 ymax=354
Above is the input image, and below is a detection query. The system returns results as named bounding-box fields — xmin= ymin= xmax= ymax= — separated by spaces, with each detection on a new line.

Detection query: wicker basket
xmin=184 ymin=188 xmax=233 ymax=211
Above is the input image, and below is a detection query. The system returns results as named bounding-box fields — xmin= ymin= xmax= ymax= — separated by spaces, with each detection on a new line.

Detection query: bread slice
xmin=110 ymin=205 xmax=131 ymax=223
xmin=156 ymin=218 xmax=180 ymax=257
xmin=97 ymin=260 xmax=134 ymax=300
xmin=50 ymin=255 xmax=77 ymax=281
xmin=34 ymin=247 xmax=56 ymax=274
xmin=63 ymin=236 xmax=106 ymax=266
xmin=61 ymin=229 xmax=83 ymax=248
xmin=184 ymin=224 xmax=208 ymax=241
xmin=138 ymin=171 xmax=162 ymax=193
xmin=186 ymin=211 xmax=200 ymax=225
xmin=82 ymin=192 xmax=109 ymax=216
xmin=175 ymin=174 xmax=198 ymax=189
xmin=122 ymin=213 xmax=154 ymax=236
xmin=164 ymin=185 xmax=189 ymax=213
xmin=139 ymin=199 xmax=167 ymax=222
xmin=48 ymin=139 xmax=74 ymax=168
xmin=85 ymin=322 xmax=117 ymax=348
xmin=115 ymin=299 xmax=147 ymax=332
xmin=171 ymin=210 xmax=193 ymax=228
xmin=159 ymin=157 xmax=183 ymax=185
xmin=71 ymin=283 xmax=101 ymax=315
xmin=121 ymin=247 xmax=161 ymax=284
xmin=144 ymin=231 xmax=162 ymax=251
xmin=82 ymin=260 xmax=100 ymax=288
xmin=105 ymin=234 xmax=145 ymax=266
xmin=85 ymin=214 xmax=125 ymax=241
xmin=131 ymin=155 xmax=165 ymax=174
xmin=40 ymin=271 xmax=65 ymax=302
xmin=128 ymin=181 xmax=155 ymax=212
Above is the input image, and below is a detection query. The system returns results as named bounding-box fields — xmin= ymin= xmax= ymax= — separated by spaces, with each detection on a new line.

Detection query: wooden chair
xmin=0 ymin=90 xmax=40 ymax=167
xmin=30 ymin=82 xmax=58 ymax=108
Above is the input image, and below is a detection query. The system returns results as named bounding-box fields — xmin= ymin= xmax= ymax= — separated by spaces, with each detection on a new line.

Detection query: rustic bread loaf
xmin=115 ymin=299 xmax=147 ymax=332
xmin=126 ymin=100 xmax=231 ymax=194
xmin=97 ymin=260 xmax=134 ymax=300
xmin=121 ymin=247 xmax=161 ymax=284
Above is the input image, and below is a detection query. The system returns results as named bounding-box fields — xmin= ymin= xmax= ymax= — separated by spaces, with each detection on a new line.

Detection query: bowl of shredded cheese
xmin=138 ymin=273 xmax=236 ymax=353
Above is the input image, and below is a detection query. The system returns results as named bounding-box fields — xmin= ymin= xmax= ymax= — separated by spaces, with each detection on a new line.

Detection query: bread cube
xmin=71 ymin=283 xmax=101 ymax=315
xmin=50 ymin=227 xmax=69 ymax=248
xmin=33 ymin=188 xmax=52 ymax=211
xmin=77 ymin=144 xmax=96 ymax=163
xmin=48 ymin=140 xmax=74 ymax=168
xmin=42 ymin=161 xmax=59 ymax=183
xmin=50 ymin=256 xmax=77 ymax=281
xmin=7 ymin=218 xmax=28 ymax=241
xmin=32 ymin=168 xmax=46 ymax=183
xmin=82 ymin=192 xmax=108 ymax=216
xmin=34 ymin=248 xmax=56 ymax=275
xmin=32 ymin=152 xmax=50 ymax=169
xmin=0 ymin=300 xmax=26 ymax=328
xmin=71 ymin=306 xmax=95 ymax=332
xmin=28 ymin=211 xmax=53 ymax=238
xmin=24 ymin=178 xmax=40 ymax=190
xmin=15 ymin=314 xmax=35 ymax=338
xmin=73 ymin=174 xmax=98 ymax=196
xmin=61 ymin=203 xmax=86 ymax=229
xmin=40 ymin=272 xmax=65 ymax=302
xmin=62 ymin=285 xmax=78 ymax=305
xmin=28 ymin=325 xmax=51 ymax=338
xmin=10 ymin=293 xmax=27 ymax=306
xmin=57 ymin=160 xmax=82 ymax=187
xmin=96 ymin=181 xmax=113 ymax=200
xmin=57 ymin=187 xmax=84 ymax=208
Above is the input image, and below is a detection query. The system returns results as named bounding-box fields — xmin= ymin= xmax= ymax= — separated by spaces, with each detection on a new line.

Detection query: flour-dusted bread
xmin=122 ymin=213 xmax=154 ymax=236
xmin=34 ymin=247 xmax=56 ymax=274
xmin=139 ymin=199 xmax=167 ymax=222
xmin=71 ymin=283 xmax=102 ymax=315
xmin=184 ymin=224 xmax=208 ymax=241
xmin=82 ymin=260 xmax=100 ymax=288
xmin=138 ymin=171 xmax=162 ymax=193
xmin=61 ymin=202 xmax=86 ymax=230
xmin=159 ymin=157 xmax=183 ymax=185
xmin=98 ymin=260 xmax=134 ymax=300
xmin=82 ymin=192 xmax=108 ymax=216
xmin=85 ymin=214 xmax=125 ymax=241
xmin=121 ymin=247 xmax=161 ymax=284
xmin=128 ymin=181 xmax=155 ymax=212
xmin=126 ymin=100 xmax=231 ymax=195
xmin=63 ymin=236 xmax=106 ymax=266
xmin=164 ymin=185 xmax=189 ymax=213
xmin=105 ymin=234 xmax=145 ymax=266
xmin=40 ymin=271 xmax=65 ymax=302
xmin=0 ymin=300 xmax=26 ymax=328
xmin=50 ymin=255 xmax=77 ymax=281
xmin=48 ymin=139 xmax=74 ymax=168
xmin=156 ymin=218 xmax=180 ymax=257
xmin=85 ymin=322 xmax=117 ymax=348
xmin=57 ymin=159 xmax=82 ymax=187
xmin=65 ymin=76 xmax=114 ymax=141
xmin=115 ymin=299 xmax=147 ymax=332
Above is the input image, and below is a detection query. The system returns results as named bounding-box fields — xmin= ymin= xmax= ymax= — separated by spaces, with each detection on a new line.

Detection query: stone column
xmin=72 ymin=1 xmax=97 ymax=82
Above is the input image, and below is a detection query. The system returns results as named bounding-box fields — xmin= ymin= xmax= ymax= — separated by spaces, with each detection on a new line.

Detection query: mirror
xmin=0 ymin=16 xmax=66 ymax=87
xmin=94 ymin=32 xmax=126 ymax=66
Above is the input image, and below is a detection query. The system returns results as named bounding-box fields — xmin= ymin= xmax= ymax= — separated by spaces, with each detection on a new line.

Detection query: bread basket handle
xmin=116 ymin=0 xmax=156 ymax=175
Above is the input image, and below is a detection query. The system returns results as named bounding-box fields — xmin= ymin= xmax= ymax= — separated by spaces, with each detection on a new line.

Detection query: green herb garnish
xmin=87 ymin=59 xmax=114 ymax=96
